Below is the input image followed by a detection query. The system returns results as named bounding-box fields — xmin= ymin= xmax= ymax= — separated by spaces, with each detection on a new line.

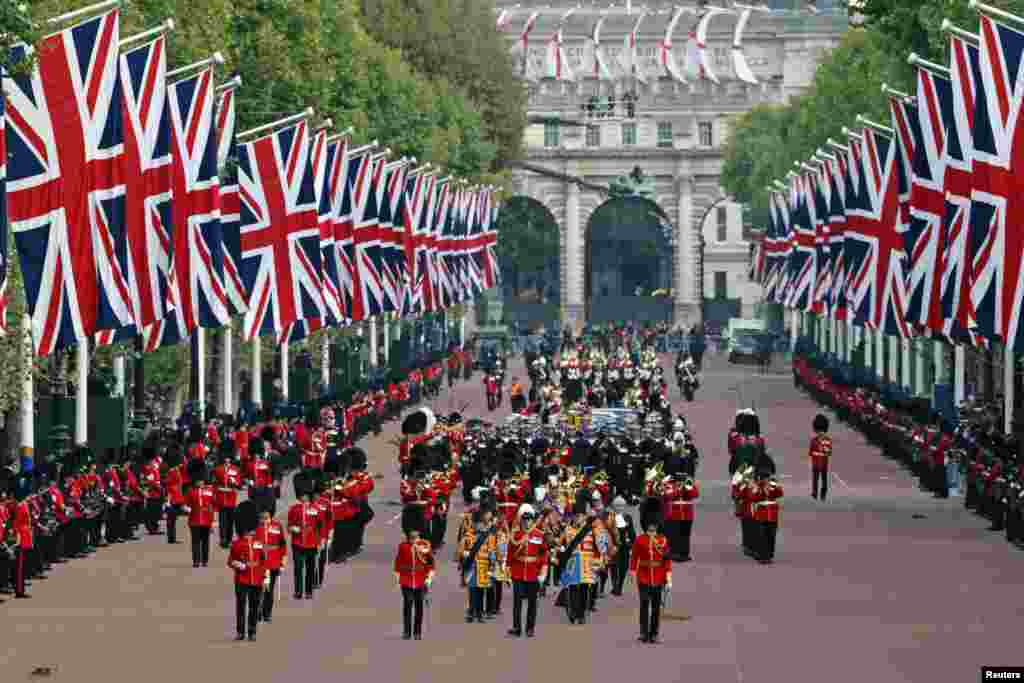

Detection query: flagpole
xmin=941 ymin=19 xmax=980 ymax=44
xmin=384 ymin=314 xmax=391 ymax=364
xmin=320 ymin=330 xmax=330 ymax=396
xmin=20 ymin=315 xmax=34 ymax=470
xmin=215 ymin=75 xmax=242 ymax=94
xmin=113 ymin=354 xmax=125 ymax=397
xmin=118 ymin=18 xmax=174 ymax=49
xmin=281 ymin=340 xmax=289 ymax=403
xmin=48 ymin=0 xmax=120 ymax=25
xmin=238 ymin=107 xmax=315 ymax=141
xmin=369 ymin=319 xmax=378 ymax=369
xmin=252 ymin=338 xmax=262 ymax=413
xmin=75 ymin=344 xmax=88 ymax=445
xmin=222 ymin=323 xmax=233 ymax=416
xmin=167 ymin=52 xmax=224 ymax=80
xmin=197 ymin=328 xmax=206 ymax=419
xmin=969 ymin=0 xmax=1024 ymax=30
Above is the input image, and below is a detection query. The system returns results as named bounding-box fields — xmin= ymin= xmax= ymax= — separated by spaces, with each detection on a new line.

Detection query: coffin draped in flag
xmin=217 ymin=81 xmax=247 ymax=317
xmin=238 ymin=118 xmax=324 ymax=340
xmin=967 ymin=13 xmax=1024 ymax=349
xmin=941 ymin=32 xmax=983 ymax=341
xmin=5 ymin=9 xmax=129 ymax=355
xmin=119 ymin=33 xmax=173 ymax=334
xmin=898 ymin=67 xmax=953 ymax=335
xmin=843 ymin=127 xmax=911 ymax=337
xmin=162 ymin=63 xmax=230 ymax=344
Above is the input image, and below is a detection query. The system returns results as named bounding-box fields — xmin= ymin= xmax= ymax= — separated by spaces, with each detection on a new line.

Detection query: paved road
xmin=2 ymin=353 xmax=1020 ymax=683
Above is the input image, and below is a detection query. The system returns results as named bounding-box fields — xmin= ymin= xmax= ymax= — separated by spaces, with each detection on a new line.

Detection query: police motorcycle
xmin=676 ymin=355 xmax=700 ymax=402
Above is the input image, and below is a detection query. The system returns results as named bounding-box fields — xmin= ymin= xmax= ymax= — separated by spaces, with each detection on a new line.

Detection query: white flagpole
xmin=75 ymin=344 xmax=88 ymax=445
xmin=252 ymin=339 xmax=262 ymax=408
xmin=20 ymin=315 xmax=34 ymax=466
xmin=222 ymin=322 xmax=233 ymax=416
xmin=281 ymin=341 xmax=290 ymax=402
xmin=48 ymin=0 xmax=120 ymax=25
xmin=113 ymin=354 xmax=125 ymax=397
xmin=196 ymin=328 xmax=206 ymax=418
xmin=320 ymin=330 xmax=330 ymax=393
xmin=369 ymin=319 xmax=379 ymax=368
xmin=384 ymin=314 xmax=391 ymax=363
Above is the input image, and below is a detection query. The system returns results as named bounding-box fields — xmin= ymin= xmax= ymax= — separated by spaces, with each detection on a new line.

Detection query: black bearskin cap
xmin=234 ymin=500 xmax=260 ymax=536
xmin=572 ymin=499 xmax=590 ymax=516
xmin=260 ymin=426 xmax=276 ymax=442
xmin=253 ymin=487 xmax=276 ymax=517
xmin=402 ymin=407 xmax=436 ymax=436
xmin=401 ymin=504 xmax=426 ymax=535
xmin=187 ymin=459 xmax=208 ymax=483
xmin=640 ymin=497 xmax=662 ymax=531
xmin=346 ymin=447 xmax=368 ymax=471
xmin=500 ymin=460 xmax=517 ymax=479
xmin=813 ymin=414 xmax=830 ymax=433
xmin=293 ymin=470 xmax=315 ymax=499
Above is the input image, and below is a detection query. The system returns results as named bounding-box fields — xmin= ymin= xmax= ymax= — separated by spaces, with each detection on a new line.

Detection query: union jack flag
xmin=823 ymin=154 xmax=848 ymax=320
xmin=379 ymin=163 xmax=410 ymax=312
xmin=337 ymin=150 xmax=373 ymax=321
xmin=0 ymin=94 xmax=8 ymax=335
xmin=763 ymin=190 xmax=789 ymax=304
xmin=166 ymin=65 xmax=229 ymax=339
xmin=436 ymin=185 xmax=458 ymax=308
xmin=316 ymin=133 xmax=346 ymax=326
xmin=432 ymin=181 xmax=454 ymax=310
xmin=941 ymin=33 xmax=983 ymax=342
xmin=898 ymin=68 xmax=952 ymax=336
xmin=967 ymin=13 xmax=1024 ymax=349
xmin=279 ymin=316 xmax=324 ymax=345
xmin=784 ymin=173 xmax=816 ymax=311
xmin=403 ymin=172 xmax=434 ymax=315
xmin=216 ymin=82 xmax=247 ymax=316
xmin=483 ymin=191 xmax=501 ymax=290
xmin=810 ymin=168 xmax=831 ymax=314
xmin=843 ymin=127 xmax=911 ymax=337
xmin=5 ymin=10 xmax=128 ymax=355
xmin=119 ymin=34 xmax=173 ymax=334
xmin=239 ymin=119 xmax=324 ymax=339
xmin=354 ymin=155 xmax=387 ymax=319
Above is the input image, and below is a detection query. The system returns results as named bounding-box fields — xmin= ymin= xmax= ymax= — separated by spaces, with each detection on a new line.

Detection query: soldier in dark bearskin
xmin=394 ymin=504 xmax=434 ymax=640
xmin=287 ymin=470 xmax=321 ymax=600
xmin=227 ymin=499 xmax=265 ymax=641
xmin=184 ymin=460 xmax=216 ymax=568
xmin=630 ymin=497 xmax=671 ymax=644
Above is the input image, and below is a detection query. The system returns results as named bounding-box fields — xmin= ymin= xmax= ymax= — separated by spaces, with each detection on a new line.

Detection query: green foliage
xmin=495 ymin=198 xmax=559 ymax=297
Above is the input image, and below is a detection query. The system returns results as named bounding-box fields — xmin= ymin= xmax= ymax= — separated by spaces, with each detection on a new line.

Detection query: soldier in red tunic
xmin=507 ymin=504 xmax=548 ymax=638
xmin=184 ymin=461 xmax=216 ymax=568
xmin=809 ymin=414 xmax=833 ymax=501
xmin=749 ymin=469 xmax=784 ymax=564
xmin=12 ymin=474 xmax=34 ymax=599
xmin=253 ymin=489 xmax=287 ymax=623
xmin=227 ymin=500 xmax=265 ymax=641
xmin=394 ymin=504 xmax=435 ymax=640
xmin=213 ymin=448 xmax=244 ymax=548
xmin=287 ymin=470 xmax=322 ymax=599
xmin=663 ymin=474 xmax=699 ymax=562
xmin=629 ymin=498 xmax=672 ymax=644
xmin=164 ymin=450 xmax=187 ymax=544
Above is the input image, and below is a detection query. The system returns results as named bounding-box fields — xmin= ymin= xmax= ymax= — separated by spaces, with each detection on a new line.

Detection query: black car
xmin=728 ymin=332 xmax=770 ymax=365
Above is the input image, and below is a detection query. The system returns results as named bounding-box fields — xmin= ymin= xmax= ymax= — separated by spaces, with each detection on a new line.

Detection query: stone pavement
xmin=1 ymin=352 xmax=1020 ymax=683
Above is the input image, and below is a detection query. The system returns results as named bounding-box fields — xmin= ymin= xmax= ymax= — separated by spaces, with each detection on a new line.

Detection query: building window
xmin=716 ymin=206 xmax=728 ymax=242
xmin=586 ymin=124 xmax=601 ymax=148
xmin=698 ymin=121 xmax=713 ymax=147
xmin=622 ymin=122 xmax=636 ymax=146
xmin=714 ymin=271 xmax=728 ymax=299
xmin=544 ymin=121 xmax=560 ymax=148
xmin=657 ymin=121 xmax=673 ymax=148
xmin=622 ymin=92 xmax=636 ymax=119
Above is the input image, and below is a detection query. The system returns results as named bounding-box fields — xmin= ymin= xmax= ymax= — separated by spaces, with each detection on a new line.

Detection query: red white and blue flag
xmin=5 ymin=9 xmax=128 ymax=355
xmin=354 ymin=154 xmax=387 ymax=319
xmin=216 ymin=81 xmax=247 ymax=317
xmin=238 ymin=118 xmax=324 ymax=339
xmin=333 ymin=146 xmax=369 ymax=321
xmin=0 ymin=94 xmax=8 ymax=335
xmin=783 ymin=173 xmax=816 ymax=312
xmin=317 ymin=134 xmax=347 ymax=326
xmin=967 ymin=13 xmax=1024 ymax=349
xmin=823 ymin=154 xmax=849 ymax=320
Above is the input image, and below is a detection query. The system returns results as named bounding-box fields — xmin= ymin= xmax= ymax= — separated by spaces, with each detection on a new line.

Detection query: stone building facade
xmin=499 ymin=0 xmax=847 ymax=328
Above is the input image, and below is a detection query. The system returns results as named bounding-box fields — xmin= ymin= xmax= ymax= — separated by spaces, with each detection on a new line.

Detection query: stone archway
xmin=494 ymin=196 xmax=562 ymax=329
xmin=584 ymin=196 xmax=673 ymax=325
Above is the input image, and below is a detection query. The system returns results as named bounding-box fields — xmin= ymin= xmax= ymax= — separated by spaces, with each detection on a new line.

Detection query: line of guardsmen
xmin=795 ymin=358 xmax=1024 ymax=550
xmin=727 ymin=410 xmax=784 ymax=564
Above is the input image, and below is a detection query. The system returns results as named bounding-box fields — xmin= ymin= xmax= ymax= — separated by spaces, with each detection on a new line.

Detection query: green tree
xmin=496 ymin=198 xmax=559 ymax=299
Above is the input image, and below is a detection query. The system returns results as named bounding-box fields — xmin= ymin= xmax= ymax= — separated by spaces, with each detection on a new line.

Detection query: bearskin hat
xmin=813 ymin=414 xmax=830 ymax=433
xmin=323 ymin=449 xmax=342 ymax=477
xmin=402 ymin=407 xmax=436 ymax=436
xmin=253 ymin=486 xmax=276 ymax=517
xmin=346 ymin=447 xmax=368 ymax=471
xmin=401 ymin=504 xmax=426 ymax=536
xmin=249 ymin=436 xmax=265 ymax=456
xmin=640 ymin=496 xmax=662 ymax=531
xmin=186 ymin=459 xmax=208 ymax=483
xmin=260 ymin=426 xmax=276 ymax=443
xmin=234 ymin=500 xmax=260 ymax=537
xmin=571 ymin=499 xmax=590 ymax=516
xmin=293 ymin=470 xmax=315 ymax=499
xmin=218 ymin=439 xmax=237 ymax=462
xmin=308 ymin=468 xmax=326 ymax=494
xmin=499 ymin=460 xmax=517 ymax=480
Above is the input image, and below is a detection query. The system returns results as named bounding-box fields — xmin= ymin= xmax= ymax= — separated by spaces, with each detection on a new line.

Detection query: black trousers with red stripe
xmin=15 ymin=546 xmax=30 ymax=596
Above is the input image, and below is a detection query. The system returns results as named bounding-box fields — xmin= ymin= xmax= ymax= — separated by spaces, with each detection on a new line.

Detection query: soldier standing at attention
xmin=630 ymin=498 xmax=671 ymax=644
xmin=394 ymin=505 xmax=435 ymax=640
xmin=809 ymin=414 xmax=833 ymax=501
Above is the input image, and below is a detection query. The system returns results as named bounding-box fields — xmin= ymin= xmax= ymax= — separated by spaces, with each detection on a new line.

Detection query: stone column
xmin=563 ymin=179 xmax=584 ymax=330
xmin=674 ymin=167 xmax=696 ymax=327
xmin=954 ymin=345 xmax=966 ymax=405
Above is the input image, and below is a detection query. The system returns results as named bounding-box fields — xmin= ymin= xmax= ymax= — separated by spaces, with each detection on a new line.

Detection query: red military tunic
xmin=316 ymin=493 xmax=332 ymax=546
xmin=185 ymin=484 xmax=216 ymax=527
xmin=664 ymin=480 xmax=699 ymax=522
xmin=13 ymin=499 xmax=34 ymax=549
xmin=749 ymin=480 xmax=784 ymax=523
xmin=213 ymin=463 xmax=243 ymax=509
xmin=287 ymin=501 xmax=322 ymax=549
xmin=808 ymin=434 xmax=833 ymax=472
xmin=228 ymin=535 xmax=267 ymax=587
xmin=254 ymin=519 xmax=288 ymax=571
xmin=393 ymin=538 xmax=435 ymax=589
xmin=331 ymin=486 xmax=359 ymax=524
xmin=507 ymin=527 xmax=548 ymax=582
xmin=165 ymin=465 xmax=187 ymax=506
xmin=142 ymin=462 xmax=162 ymax=500
xmin=248 ymin=458 xmax=273 ymax=489
xmin=629 ymin=532 xmax=672 ymax=586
